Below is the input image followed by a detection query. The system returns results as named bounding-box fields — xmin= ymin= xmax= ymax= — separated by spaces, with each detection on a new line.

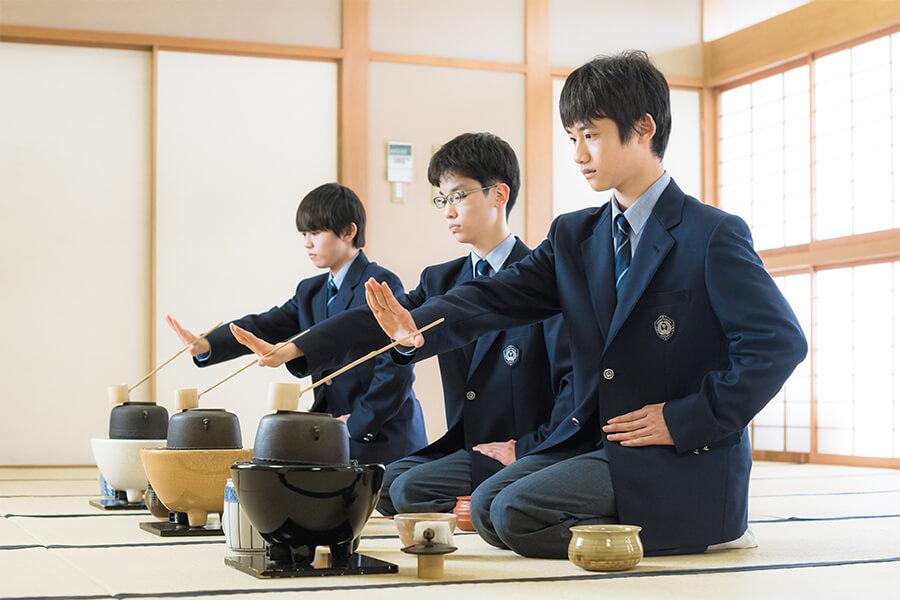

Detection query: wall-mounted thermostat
xmin=387 ymin=141 xmax=414 ymax=203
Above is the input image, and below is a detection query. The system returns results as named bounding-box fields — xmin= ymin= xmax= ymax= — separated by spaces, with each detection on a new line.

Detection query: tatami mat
xmin=1 ymin=462 xmax=898 ymax=599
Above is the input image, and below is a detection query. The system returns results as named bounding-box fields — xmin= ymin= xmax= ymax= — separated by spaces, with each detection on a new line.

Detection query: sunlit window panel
xmin=815 ymin=261 xmax=898 ymax=458
xmin=752 ymin=273 xmax=812 ymax=453
xmin=814 ymin=34 xmax=898 ymax=240
xmin=719 ymin=66 xmax=811 ymax=251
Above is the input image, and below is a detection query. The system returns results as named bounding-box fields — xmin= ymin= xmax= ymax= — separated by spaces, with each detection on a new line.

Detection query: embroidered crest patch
xmin=502 ymin=344 xmax=521 ymax=367
xmin=654 ymin=314 xmax=675 ymax=341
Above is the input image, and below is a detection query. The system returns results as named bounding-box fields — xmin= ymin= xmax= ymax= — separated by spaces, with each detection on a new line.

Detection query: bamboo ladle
xmin=199 ymin=329 xmax=310 ymax=398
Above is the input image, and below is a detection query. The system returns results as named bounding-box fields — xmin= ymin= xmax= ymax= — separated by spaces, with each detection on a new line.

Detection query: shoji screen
xmin=552 ymin=79 xmax=702 ymax=216
xmin=155 ymin=51 xmax=337 ymax=446
xmin=0 ymin=42 xmax=151 ymax=464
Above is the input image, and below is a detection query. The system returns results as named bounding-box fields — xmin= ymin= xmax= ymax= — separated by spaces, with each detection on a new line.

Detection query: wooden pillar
xmin=524 ymin=0 xmax=552 ymax=247
xmin=340 ymin=0 xmax=369 ymax=203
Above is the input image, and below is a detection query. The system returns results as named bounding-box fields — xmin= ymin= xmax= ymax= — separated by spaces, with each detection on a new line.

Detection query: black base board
xmin=89 ymin=497 xmax=146 ymax=511
xmin=139 ymin=520 xmax=224 ymax=537
xmin=225 ymin=552 xmax=398 ymax=578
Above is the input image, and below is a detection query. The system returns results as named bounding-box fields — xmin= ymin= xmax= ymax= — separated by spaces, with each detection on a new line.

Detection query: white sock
xmin=707 ymin=526 xmax=758 ymax=551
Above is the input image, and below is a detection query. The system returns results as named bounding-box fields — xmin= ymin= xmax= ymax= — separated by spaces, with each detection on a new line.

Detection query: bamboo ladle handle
xmin=296 ymin=318 xmax=444 ymax=398
xmin=198 ymin=329 xmax=310 ymax=398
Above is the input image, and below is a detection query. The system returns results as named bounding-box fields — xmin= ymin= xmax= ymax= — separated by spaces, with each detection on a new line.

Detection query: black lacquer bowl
xmin=230 ymin=462 xmax=385 ymax=565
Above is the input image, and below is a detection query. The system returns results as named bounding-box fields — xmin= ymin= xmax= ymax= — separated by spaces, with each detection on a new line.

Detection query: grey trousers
xmin=376 ymin=448 xmax=473 ymax=516
xmin=470 ymin=447 xmax=617 ymax=558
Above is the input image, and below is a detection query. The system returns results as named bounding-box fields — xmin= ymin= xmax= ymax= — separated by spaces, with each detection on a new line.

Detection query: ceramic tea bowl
xmin=568 ymin=524 xmax=643 ymax=571
xmin=394 ymin=513 xmax=458 ymax=547
xmin=91 ymin=438 xmax=167 ymax=503
xmin=141 ymin=448 xmax=251 ymax=527
xmin=230 ymin=461 xmax=384 ymax=565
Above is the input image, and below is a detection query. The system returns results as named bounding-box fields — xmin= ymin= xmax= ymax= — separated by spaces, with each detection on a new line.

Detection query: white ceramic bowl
xmin=91 ymin=438 xmax=166 ymax=503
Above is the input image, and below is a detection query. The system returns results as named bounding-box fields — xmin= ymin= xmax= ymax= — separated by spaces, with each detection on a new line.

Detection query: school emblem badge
xmin=654 ymin=315 xmax=675 ymax=341
xmin=502 ymin=344 xmax=521 ymax=367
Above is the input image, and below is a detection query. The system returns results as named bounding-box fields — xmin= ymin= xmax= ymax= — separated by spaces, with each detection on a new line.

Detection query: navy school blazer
xmin=397 ymin=238 xmax=576 ymax=485
xmin=387 ymin=180 xmax=808 ymax=555
xmin=195 ymin=252 xmax=427 ymax=465
xmin=288 ymin=238 xmax=578 ymax=486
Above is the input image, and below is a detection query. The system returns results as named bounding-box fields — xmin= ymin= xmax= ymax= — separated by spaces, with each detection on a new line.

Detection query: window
xmin=718 ymin=29 xmax=900 ymax=465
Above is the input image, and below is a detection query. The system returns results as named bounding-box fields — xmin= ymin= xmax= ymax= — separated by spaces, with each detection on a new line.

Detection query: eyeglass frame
xmin=432 ymin=184 xmax=498 ymax=209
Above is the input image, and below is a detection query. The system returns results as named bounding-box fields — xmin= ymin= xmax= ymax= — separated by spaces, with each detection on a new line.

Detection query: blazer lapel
xmin=311 ymin=275 xmax=328 ymax=323
xmin=330 ymin=251 xmax=370 ymax=315
xmin=580 ymin=206 xmax=616 ymax=345
xmin=605 ymin=182 xmax=684 ymax=350
xmin=465 ymin=239 xmax=528 ymax=382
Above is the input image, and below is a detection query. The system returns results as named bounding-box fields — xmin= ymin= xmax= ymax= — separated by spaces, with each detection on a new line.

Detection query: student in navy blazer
xmin=362 ymin=53 xmax=808 ymax=557
xmin=228 ymin=134 xmax=578 ymax=515
xmin=167 ymin=183 xmax=426 ymax=465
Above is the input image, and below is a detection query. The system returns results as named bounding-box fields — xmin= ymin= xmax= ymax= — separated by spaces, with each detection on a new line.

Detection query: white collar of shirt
xmin=470 ymin=233 xmax=516 ymax=278
xmin=610 ymin=172 xmax=671 ymax=254
xmin=329 ymin=251 xmax=360 ymax=291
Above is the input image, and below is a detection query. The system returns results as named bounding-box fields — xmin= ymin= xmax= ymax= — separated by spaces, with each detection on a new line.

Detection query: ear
xmin=636 ymin=114 xmax=657 ymax=145
xmin=340 ymin=222 xmax=358 ymax=243
xmin=491 ymin=183 xmax=510 ymax=211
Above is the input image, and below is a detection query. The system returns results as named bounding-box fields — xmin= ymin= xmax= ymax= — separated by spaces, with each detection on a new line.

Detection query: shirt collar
xmin=610 ymin=172 xmax=671 ymax=237
xmin=329 ymin=251 xmax=360 ymax=290
xmin=470 ymin=233 xmax=516 ymax=277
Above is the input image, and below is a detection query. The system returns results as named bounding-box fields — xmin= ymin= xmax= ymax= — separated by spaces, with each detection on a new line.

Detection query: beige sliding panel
xmin=155 ymin=51 xmax=337 ymax=446
xmin=0 ymin=42 xmax=151 ymax=464
xmin=552 ymin=80 xmax=702 ymax=216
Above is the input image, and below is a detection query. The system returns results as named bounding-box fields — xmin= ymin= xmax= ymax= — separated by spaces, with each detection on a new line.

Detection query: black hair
xmin=295 ymin=183 xmax=366 ymax=248
xmin=559 ymin=50 xmax=671 ymax=159
xmin=427 ymin=132 xmax=520 ymax=218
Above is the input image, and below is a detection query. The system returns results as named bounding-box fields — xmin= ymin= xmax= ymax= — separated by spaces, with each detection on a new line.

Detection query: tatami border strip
xmin=2 ymin=556 xmax=899 ymax=600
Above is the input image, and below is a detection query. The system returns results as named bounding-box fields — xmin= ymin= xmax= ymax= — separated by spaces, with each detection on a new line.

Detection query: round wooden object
xmin=267 ymin=382 xmax=301 ymax=412
xmin=107 ymin=384 xmax=130 ymax=406
xmin=174 ymin=388 xmax=199 ymax=411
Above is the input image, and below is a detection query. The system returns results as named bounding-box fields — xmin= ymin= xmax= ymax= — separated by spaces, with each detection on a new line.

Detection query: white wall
xmin=155 ymin=51 xmax=338 ymax=448
xmin=370 ymin=0 xmax=524 ymax=63
xmin=0 ymin=0 xmax=341 ymax=47
xmin=549 ymin=0 xmax=703 ymax=78
xmin=0 ymin=42 xmax=151 ymax=464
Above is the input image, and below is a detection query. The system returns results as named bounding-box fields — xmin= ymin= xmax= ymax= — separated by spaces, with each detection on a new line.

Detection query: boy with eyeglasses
xmin=362 ymin=51 xmax=807 ymax=557
xmin=166 ymin=182 xmax=427 ymax=465
xmin=231 ymin=133 xmax=583 ymax=516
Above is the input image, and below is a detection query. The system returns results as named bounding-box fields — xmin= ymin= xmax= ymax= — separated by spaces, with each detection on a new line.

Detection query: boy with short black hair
xmin=168 ymin=182 xmax=427 ymax=465
xmin=362 ymin=50 xmax=808 ymax=557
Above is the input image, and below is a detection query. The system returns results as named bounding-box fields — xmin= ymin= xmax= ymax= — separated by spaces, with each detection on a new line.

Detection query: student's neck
xmin=613 ymin=163 xmax=665 ymax=210
xmin=329 ymin=249 xmax=360 ymax=277
xmin=472 ymin=225 xmax=511 ymax=260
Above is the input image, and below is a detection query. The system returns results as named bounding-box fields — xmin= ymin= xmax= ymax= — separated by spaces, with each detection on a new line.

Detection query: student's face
xmin=301 ymin=228 xmax=355 ymax=270
xmin=437 ymin=175 xmax=504 ymax=246
xmin=567 ymin=117 xmax=648 ymax=193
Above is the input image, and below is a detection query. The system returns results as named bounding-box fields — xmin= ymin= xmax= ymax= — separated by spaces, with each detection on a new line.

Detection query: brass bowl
xmin=568 ymin=524 xmax=643 ymax=571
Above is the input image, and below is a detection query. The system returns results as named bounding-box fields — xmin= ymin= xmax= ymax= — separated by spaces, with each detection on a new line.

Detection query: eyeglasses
xmin=432 ymin=184 xmax=497 ymax=209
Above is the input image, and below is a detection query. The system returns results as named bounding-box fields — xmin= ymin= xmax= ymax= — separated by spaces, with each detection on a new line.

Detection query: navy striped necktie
xmin=614 ymin=214 xmax=631 ymax=295
xmin=475 ymin=258 xmax=493 ymax=278
xmin=326 ymin=279 xmax=338 ymax=316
